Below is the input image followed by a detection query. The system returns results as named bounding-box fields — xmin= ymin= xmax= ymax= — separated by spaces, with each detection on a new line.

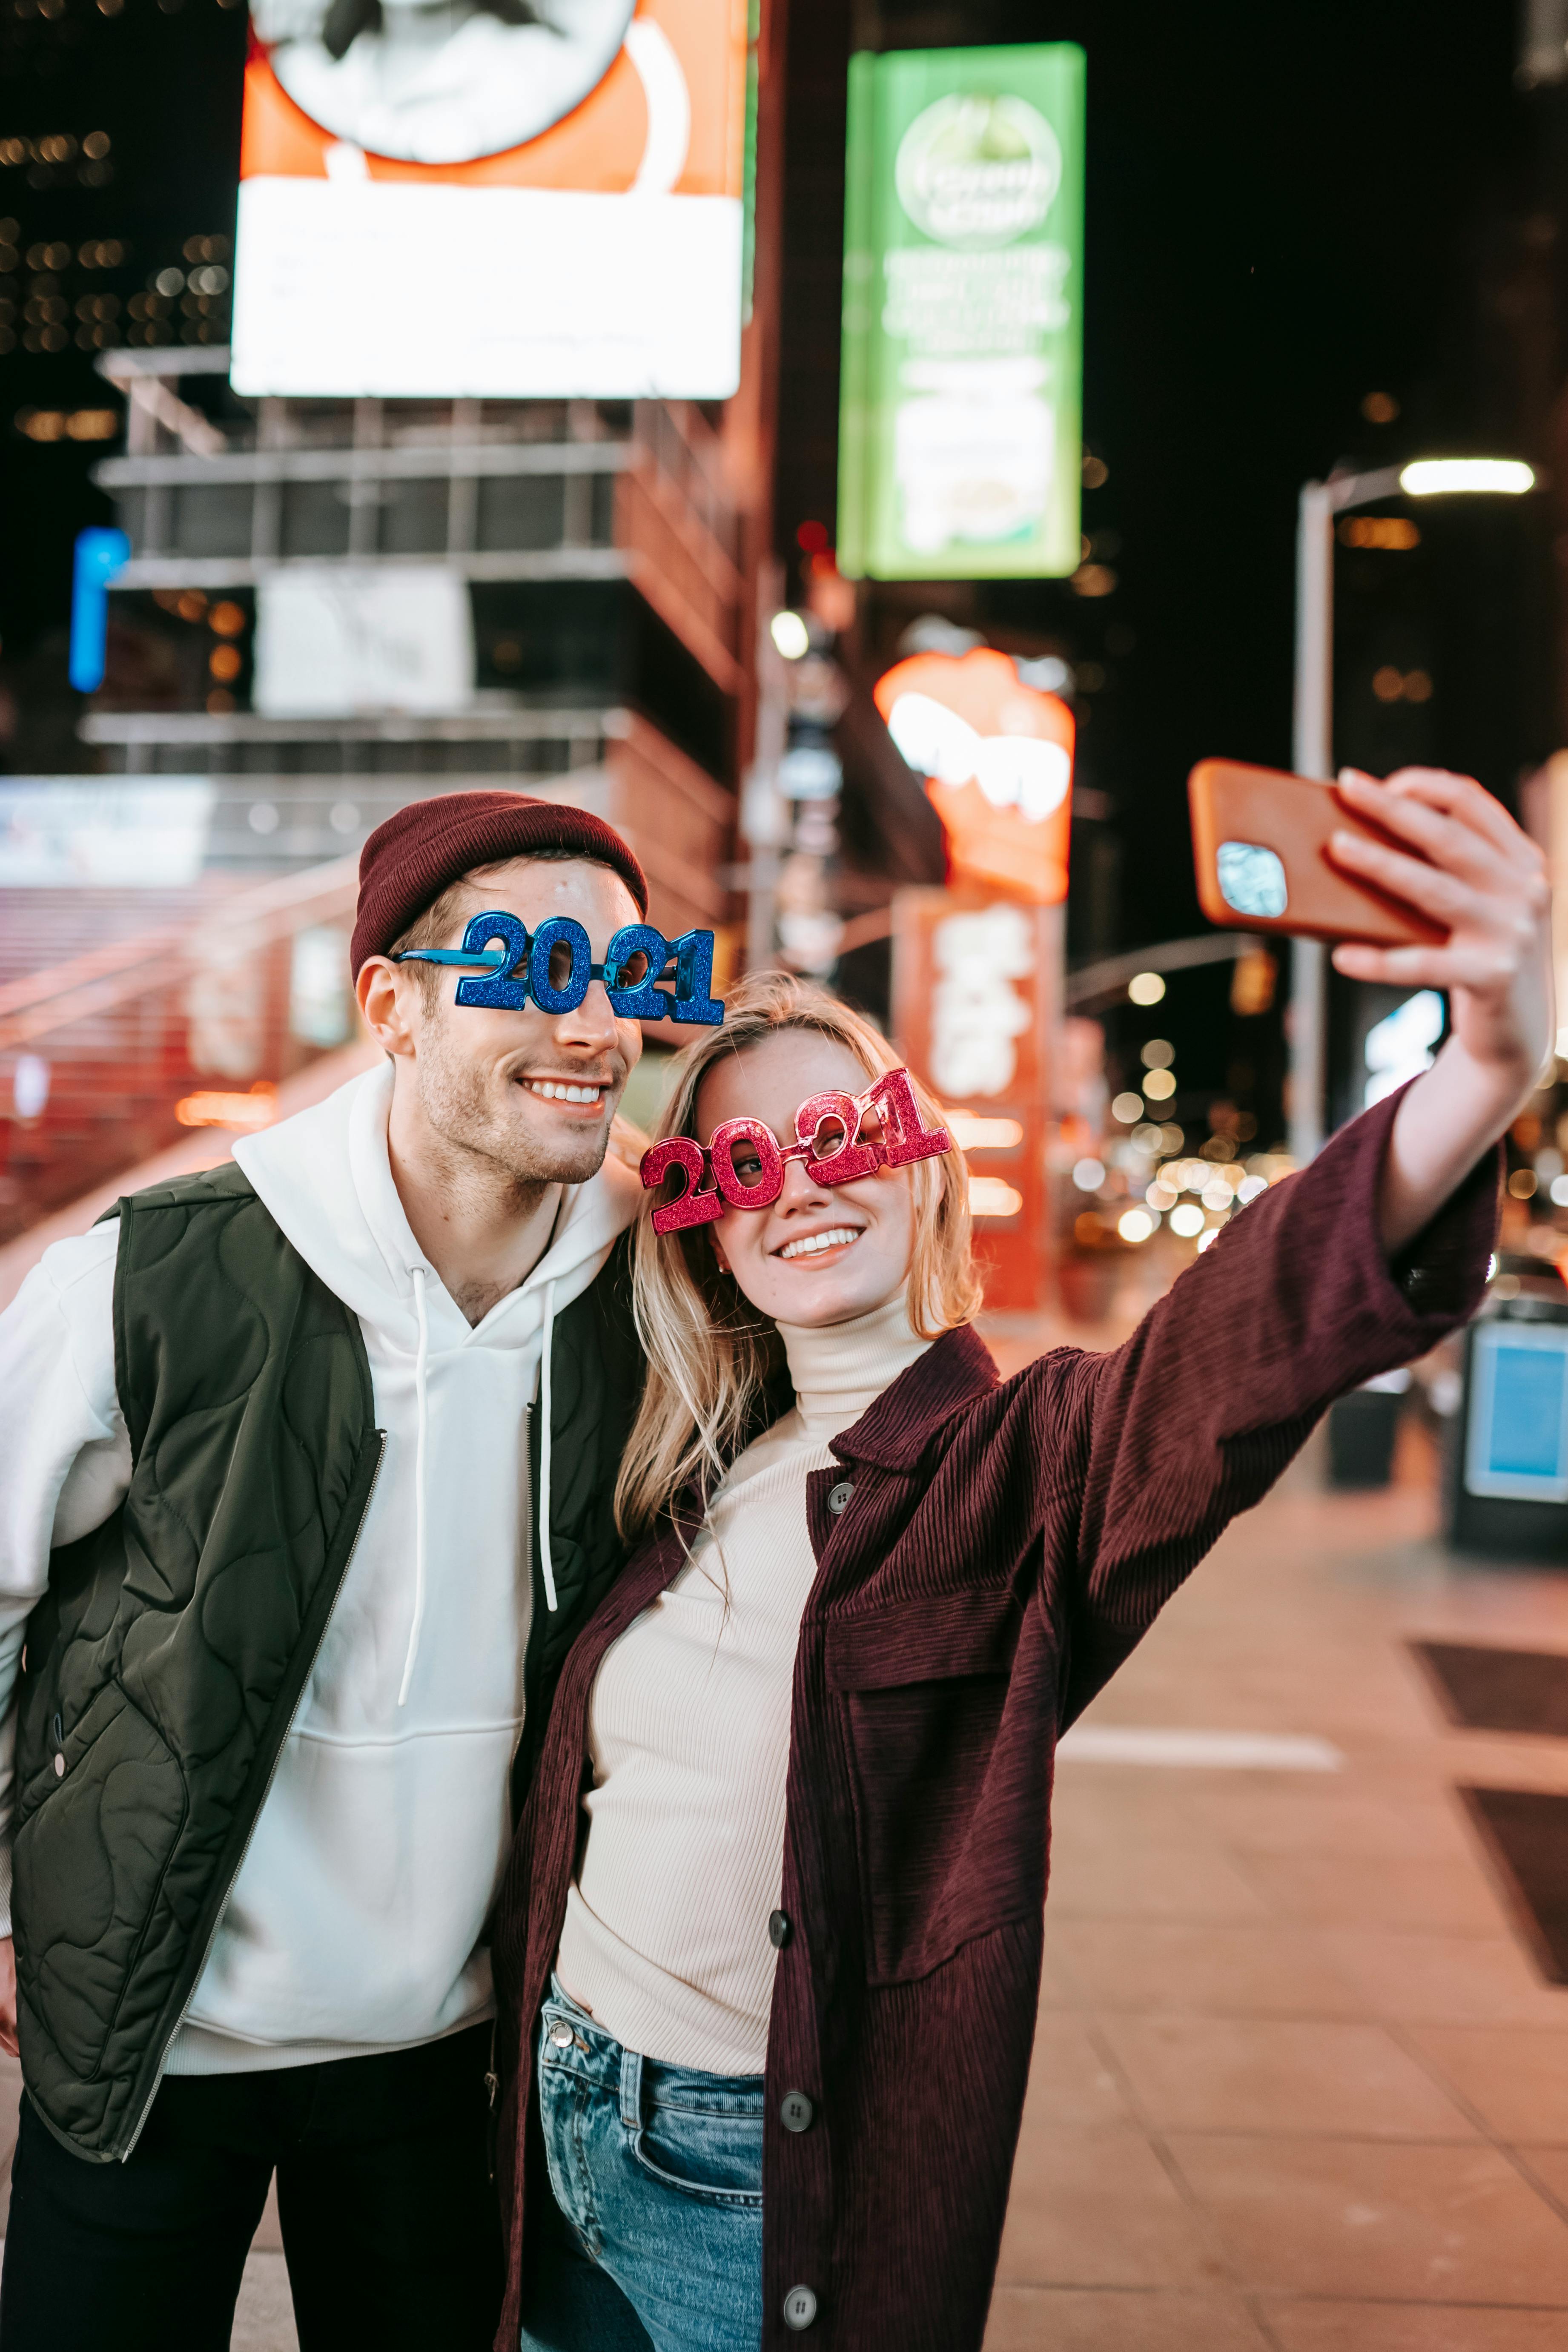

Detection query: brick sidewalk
xmin=985 ymin=1411 xmax=1568 ymax=2351
xmin=2 ymin=1323 xmax=1566 ymax=2347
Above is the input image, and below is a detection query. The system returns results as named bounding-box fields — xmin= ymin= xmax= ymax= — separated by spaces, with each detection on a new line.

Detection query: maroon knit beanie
xmin=350 ymin=790 xmax=649 ymax=977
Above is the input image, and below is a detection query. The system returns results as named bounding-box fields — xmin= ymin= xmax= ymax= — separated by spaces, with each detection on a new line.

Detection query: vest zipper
xmin=117 ymin=1426 xmax=389 ymax=2161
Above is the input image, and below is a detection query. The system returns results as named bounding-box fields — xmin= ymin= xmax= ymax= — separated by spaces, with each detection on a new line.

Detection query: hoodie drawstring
xmin=398 ymin=1263 xmax=430 ymax=1707
xmin=539 ymin=1278 xmax=559 ymax=1614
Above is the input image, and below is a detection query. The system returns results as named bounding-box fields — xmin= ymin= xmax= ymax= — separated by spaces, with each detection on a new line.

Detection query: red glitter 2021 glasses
xmin=639 ymin=1067 xmax=953 ymax=1235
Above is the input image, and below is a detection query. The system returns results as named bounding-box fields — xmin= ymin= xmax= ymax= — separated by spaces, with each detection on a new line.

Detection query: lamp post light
xmin=1287 ymin=456 xmax=1537 ymax=1165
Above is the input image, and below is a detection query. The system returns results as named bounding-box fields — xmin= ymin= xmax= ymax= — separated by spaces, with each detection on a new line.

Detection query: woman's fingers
xmin=1331 ymin=937 xmax=1526 ymax=991
xmin=1376 ymin=766 xmax=1528 ymax=860
xmin=1335 ymin=771 xmax=1519 ymax=891
xmin=1326 ymin=825 xmax=1473 ymax=925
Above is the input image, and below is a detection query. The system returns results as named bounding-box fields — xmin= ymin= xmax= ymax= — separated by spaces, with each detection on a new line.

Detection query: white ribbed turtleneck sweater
xmin=555 ymin=1292 xmax=931 ymax=2074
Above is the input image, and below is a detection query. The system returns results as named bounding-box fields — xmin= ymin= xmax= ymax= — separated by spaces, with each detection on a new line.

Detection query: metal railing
xmin=0 ymin=857 xmax=360 ymax=1242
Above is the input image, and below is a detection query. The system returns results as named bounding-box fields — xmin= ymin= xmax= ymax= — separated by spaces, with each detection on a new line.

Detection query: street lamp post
xmin=1287 ymin=457 xmax=1536 ymax=1164
xmin=1287 ymin=465 xmax=1398 ymax=1166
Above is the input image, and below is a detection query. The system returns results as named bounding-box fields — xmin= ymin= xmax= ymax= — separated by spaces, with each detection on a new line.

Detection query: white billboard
xmin=0 ymin=780 xmax=215 ymax=887
xmin=253 ymin=565 xmax=475 ymax=714
xmin=232 ymin=0 xmax=749 ymax=399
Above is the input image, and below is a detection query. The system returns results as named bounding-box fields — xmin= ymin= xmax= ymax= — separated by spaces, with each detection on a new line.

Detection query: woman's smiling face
xmin=694 ymin=1029 xmax=916 ymax=1329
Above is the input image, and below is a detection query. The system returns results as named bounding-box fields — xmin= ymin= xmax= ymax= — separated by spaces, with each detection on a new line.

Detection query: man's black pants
xmin=0 ymin=2025 xmax=503 ymax=2352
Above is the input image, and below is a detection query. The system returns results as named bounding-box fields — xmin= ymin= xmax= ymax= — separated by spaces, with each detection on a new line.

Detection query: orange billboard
xmin=873 ymin=646 xmax=1073 ymax=904
xmin=232 ymin=0 xmax=750 ymax=398
xmin=891 ymin=884 xmax=1058 ymax=1310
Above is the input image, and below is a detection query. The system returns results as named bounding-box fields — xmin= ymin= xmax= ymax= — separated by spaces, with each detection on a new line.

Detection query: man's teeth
xmin=780 ymin=1228 xmax=861 ymax=1261
xmin=527 ymin=1080 xmax=602 ymax=1104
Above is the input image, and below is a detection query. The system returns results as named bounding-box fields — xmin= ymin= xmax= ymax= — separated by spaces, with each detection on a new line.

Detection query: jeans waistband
xmin=542 ymin=1977 xmax=765 ymax=2125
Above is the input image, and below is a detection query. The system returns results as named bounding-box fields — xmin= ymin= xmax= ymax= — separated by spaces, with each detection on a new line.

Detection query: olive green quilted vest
xmin=13 ymin=1162 xmax=638 ymax=2164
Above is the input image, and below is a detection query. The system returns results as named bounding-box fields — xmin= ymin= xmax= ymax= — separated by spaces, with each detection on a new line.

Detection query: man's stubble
xmin=411 ymin=1015 xmax=619 ymax=1209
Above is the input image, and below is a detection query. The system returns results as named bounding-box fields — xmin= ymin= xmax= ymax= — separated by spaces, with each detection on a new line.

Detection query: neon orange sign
xmin=874 ymin=649 xmax=1073 ymax=906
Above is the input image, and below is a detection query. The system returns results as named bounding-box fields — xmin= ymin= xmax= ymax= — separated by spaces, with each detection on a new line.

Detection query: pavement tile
xmin=1260 ymin=2303 xmax=1568 ymax=2351
xmin=232 ymin=2249 xmax=298 ymax=2352
xmin=1308 ymin=1929 xmax=1568 ymax=2028
xmin=1047 ymin=1920 xmax=1369 ymax=2021
xmin=1516 ymin=2146 xmax=1568 ymax=2209
xmin=996 ymin=2126 xmax=1230 ymax=2291
xmin=1039 ymin=1936 xmax=1088 ymax=2009
xmin=1192 ymin=1785 xmax=1476 ymax=1864
xmin=1097 ymin=2016 xmax=1477 ymax=2140
xmin=1044 ymin=1838 xmax=1270 ymax=1925
xmin=1018 ymin=2014 xmax=1132 ymax=2131
xmin=1404 ymin=2025 xmax=1568 ymax=2143
xmin=1236 ymin=1849 xmax=1507 ymax=1938
xmin=1165 ymin=2134 xmax=1568 ymax=2300
xmin=253 ymin=2172 xmax=284 ymax=2252
xmin=983 ymin=2285 xmax=1271 ymax=2349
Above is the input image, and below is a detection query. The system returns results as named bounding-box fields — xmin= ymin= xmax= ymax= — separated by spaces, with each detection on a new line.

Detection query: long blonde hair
xmin=614 ymin=972 xmax=981 ymax=1541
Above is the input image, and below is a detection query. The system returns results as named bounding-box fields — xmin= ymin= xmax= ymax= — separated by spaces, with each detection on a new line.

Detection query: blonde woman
xmin=492 ymin=770 xmax=1546 ymax=2352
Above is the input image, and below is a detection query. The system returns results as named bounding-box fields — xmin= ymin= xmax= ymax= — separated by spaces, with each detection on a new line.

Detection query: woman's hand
xmin=1326 ymin=766 xmax=1553 ymax=1255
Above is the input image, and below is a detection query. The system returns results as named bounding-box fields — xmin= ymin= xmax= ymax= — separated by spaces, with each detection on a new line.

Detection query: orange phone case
xmin=1187 ymin=760 xmax=1445 ymax=947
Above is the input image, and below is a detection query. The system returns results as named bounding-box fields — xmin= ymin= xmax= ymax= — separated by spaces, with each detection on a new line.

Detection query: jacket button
xmin=780 ymin=2089 xmax=814 ymax=2133
xmin=827 ymin=1479 xmax=854 ymax=1515
xmin=53 ymin=1754 xmax=64 ymax=1779
xmin=783 ymin=2286 xmax=818 ymax=2330
xmin=768 ymin=1908 xmax=792 ymax=1950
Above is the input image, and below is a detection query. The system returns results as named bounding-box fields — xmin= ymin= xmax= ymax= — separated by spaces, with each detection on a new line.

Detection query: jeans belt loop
xmin=619 ymin=2044 xmax=642 ymax=2133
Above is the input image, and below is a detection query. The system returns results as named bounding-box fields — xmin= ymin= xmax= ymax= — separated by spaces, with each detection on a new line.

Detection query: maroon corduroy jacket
xmin=490 ymin=1091 xmax=1498 ymax=2352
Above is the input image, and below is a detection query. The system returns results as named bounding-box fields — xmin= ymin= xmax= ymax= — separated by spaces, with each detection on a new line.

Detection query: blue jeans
xmin=519 ymin=1979 xmax=764 ymax=2352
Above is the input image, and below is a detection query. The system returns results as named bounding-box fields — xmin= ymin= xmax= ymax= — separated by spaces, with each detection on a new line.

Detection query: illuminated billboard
xmin=838 ymin=43 xmax=1085 ymax=580
xmin=874 ymin=647 xmax=1073 ymax=904
xmin=231 ymin=0 xmax=749 ymax=400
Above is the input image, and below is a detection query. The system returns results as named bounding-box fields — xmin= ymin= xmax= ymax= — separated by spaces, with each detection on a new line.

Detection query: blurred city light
xmin=969 ymin=1176 xmax=1024 ymax=1219
xmin=1399 ymin=458 xmax=1535 ymax=496
xmin=1118 ymin=1208 xmax=1155 ymax=1243
xmin=1364 ymin=990 xmax=1444 ymax=1109
xmin=770 ymin=610 xmax=811 ymax=660
xmin=947 ymin=1113 xmax=1025 ymax=1151
xmin=1110 ymin=1090 xmax=1144 ymax=1123
xmin=12 ymin=1056 xmax=50 ymax=1122
xmin=1168 ymin=1202 xmax=1206 ymax=1237
xmin=1339 ymin=516 xmax=1420 ymax=549
xmin=1142 ymin=1067 xmax=1177 ymax=1101
xmin=175 ymin=1084 xmax=278 ymax=1131
xmin=1139 ymin=1037 xmax=1174 ymax=1068
xmin=1127 ymin=971 xmax=1165 ymax=1005
xmin=1072 ymin=1157 xmax=1106 ymax=1191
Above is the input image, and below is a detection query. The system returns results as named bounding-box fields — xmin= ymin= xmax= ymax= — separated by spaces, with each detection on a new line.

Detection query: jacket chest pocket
xmin=826 ymin=1588 xmax=1037 ymax=1987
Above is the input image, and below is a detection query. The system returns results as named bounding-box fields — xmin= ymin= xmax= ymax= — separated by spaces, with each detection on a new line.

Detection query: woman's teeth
xmin=527 ymin=1079 xmax=602 ymax=1104
xmin=779 ymin=1227 xmax=861 ymax=1261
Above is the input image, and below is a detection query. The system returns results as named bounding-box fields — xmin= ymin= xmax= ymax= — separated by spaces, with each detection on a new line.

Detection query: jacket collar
xmin=829 ymin=1322 xmax=999 ymax=1471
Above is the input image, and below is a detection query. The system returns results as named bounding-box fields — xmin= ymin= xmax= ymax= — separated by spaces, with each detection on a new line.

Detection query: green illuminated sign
xmin=838 ymin=43 xmax=1086 ymax=581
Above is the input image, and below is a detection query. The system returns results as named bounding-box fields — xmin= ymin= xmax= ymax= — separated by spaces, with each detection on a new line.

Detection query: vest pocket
xmin=12 ymin=1683 xmax=188 ymax=2082
xmin=825 ymin=1588 xmax=1036 ymax=1987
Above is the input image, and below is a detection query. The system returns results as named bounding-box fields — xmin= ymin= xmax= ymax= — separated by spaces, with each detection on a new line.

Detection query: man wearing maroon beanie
xmin=0 ymin=792 xmax=657 ymax=2351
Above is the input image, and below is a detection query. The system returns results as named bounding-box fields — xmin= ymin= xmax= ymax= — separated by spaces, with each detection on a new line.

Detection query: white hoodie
xmin=0 ymin=1058 xmax=641 ymax=2075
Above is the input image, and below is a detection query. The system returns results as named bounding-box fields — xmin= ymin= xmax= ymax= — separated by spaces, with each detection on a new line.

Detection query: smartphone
xmin=1187 ymin=760 xmax=1445 ymax=947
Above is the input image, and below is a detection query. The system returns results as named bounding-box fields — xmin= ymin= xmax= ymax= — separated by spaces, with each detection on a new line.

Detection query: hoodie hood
xmin=234 ymin=1056 xmax=642 ymax=1365
xmin=237 ymin=1057 xmax=642 ymax=1649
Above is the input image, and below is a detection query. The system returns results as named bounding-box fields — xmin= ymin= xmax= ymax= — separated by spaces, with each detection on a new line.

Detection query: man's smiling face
xmin=382 ymin=854 xmax=645 ymax=1189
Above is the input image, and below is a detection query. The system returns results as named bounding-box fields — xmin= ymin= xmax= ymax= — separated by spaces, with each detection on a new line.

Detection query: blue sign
xmin=69 ymin=527 xmax=131 ymax=694
xmin=1465 ymin=1321 xmax=1568 ymax=1502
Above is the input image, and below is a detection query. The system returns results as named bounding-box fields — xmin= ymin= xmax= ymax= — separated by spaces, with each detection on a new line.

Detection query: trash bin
xmin=1446 ymin=1291 xmax=1568 ymax=1560
xmin=1327 ymin=1369 xmax=1410 ymax=1489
